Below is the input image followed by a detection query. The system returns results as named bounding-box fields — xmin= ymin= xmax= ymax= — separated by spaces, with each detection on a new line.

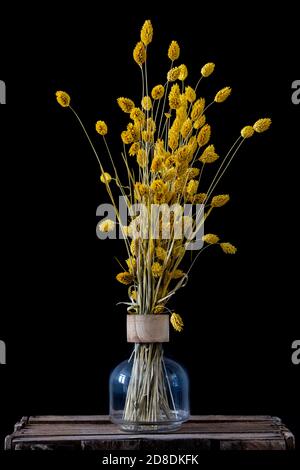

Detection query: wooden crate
xmin=5 ymin=415 xmax=295 ymax=451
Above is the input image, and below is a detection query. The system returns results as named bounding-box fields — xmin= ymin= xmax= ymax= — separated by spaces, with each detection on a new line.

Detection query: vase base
xmin=110 ymin=411 xmax=189 ymax=433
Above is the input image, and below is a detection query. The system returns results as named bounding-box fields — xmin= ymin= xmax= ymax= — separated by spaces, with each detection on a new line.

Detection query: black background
xmin=0 ymin=1 xmax=299 ymax=462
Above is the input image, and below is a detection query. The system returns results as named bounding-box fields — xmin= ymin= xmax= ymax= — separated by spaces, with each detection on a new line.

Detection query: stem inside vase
xmin=123 ymin=343 xmax=175 ymax=423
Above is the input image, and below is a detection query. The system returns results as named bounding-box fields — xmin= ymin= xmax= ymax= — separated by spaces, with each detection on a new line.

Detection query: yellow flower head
xmin=178 ymin=64 xmax=188 ymax=81
xmin=98 ymin=219 xmax=115 ymax=233
xmin=141 ymin=19 xmax=153 ymax=46
xmin=199 ymin=144 xmax=219 ymax=163
xmin=197 ymin=124 xmax=211 ymax=147
xmin=55 ymin=90 xmax=71 ymax=107
xmin=193 ymin=114 xmax=206 ymax=130
xmin=186 ymin=179 xmax=199 ymax=196
xmin=167 ymin=66 xmax=180 ymax=82
xmin=241 ymin=125 xmax=254 ymax=138
xmin=168 ymin=40 xmax=180 ymax=61
xmin=133 ymin=41 xmax=146 ymax=66
xmin=253 ymin=118 xmax=272 ymax=133
xmin=151 ymin=155 xmax=164 ymax=172
xmin=156 ymin=246 xmax=167 ymax=261
xmin=141 ymin=95 xmax=152 ymax=111
xmin=116 ymin=272 xmax=134 ymax=285
xmin=137 ymin=149 xmax=148 ymax=168
xmin=220 ymin=242 xmax=237 ymax=254
xmin=192 ymin=193 xmax=207 ymax=204
xmin=181 ymin=118 xmax=192 ymax=139
xmin=126 ymin=257 xmax=137 ymax=274
xmin=95 ymin=120 xmax=108 ymax=136
xmin=129 ymin=142 xmax=140 ymax=156
xmin=100 ymin=172 xmax=112 ymax=184
xmin=201 ymin=62 xmax=215 ymax=77
xmin=151 ymin=179 xmax=167 ymax=193
xmin=117 ymin=97 xmax=135 ymax=113
xmin=170 ymin=312 xmax=184 ymax=332
xmin=151 ymin=262 xmax=163 ymax=278
xmin=202 ymin=233 xmax=220 ymax=244
xmin=191 ymin=98 xmax=205 ymax=121
xmin=185 ymin=86 xmax=196 ymax=103
xmin=134 ymin=182 xmax=148 ymax=201
xmin=130 ymin=107 xmax=145 ymax=124
xmin=211 ymin=194 xmax=230 ymax=207
xmin=121 ymin=130 xmax=134 ymax=144
xmin=151 ymin=84 xmax=165 ymax=100
xmin=130 ymin=239 xmax=140 ymax=257
xmin=169 ymin=84 xmax=181 ymax=109
xmin=172 ymin=269 xmax=185 ymax=279
xmin=168 ymin=128 xmax=179 ymax=150
xmin=214 ymin=86 xmax=232 ymax=103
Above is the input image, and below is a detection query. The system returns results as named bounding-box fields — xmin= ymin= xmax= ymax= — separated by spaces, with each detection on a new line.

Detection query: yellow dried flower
xmin=98 ymin=219 xmax=115 ymax=233
xmin=126 ymin=257 xmax=137 ymax=274
xmin=55 ymin=90 xmax=71 ymax=107
xmin=117 ymin=97 xmax=135 ymax=113
xmin=253 ymin=118 xmax=272 ymax=133
xmin=142 ymin=130 xmax=153 ymax=142
xmin=181 ymin=118 xmax=192 ymax=139
xmin=156 ymin=246 xmax=167 ymax=261
xmin=95 ymin=120 xmax=108 ymax=136
xmin=186 ymin=179 xmax=199 ymax=196
xmin=188 ymin=135 xmax=198 ymax=156
xmin=241 ymin=126 xmax=254 ymax=138
xmin=193 ymin=193 xmax=207 ymax=204
xmin=186 ymin=167 xmax=200 ymax=179
xmin=169 ymin=84 xmax=181 ymax=109
xmin=193 ymin=114 xmax=206 ymax=130
xmin=146 ymin=117 xmax=156 ymax=133
xmin=214 ymin=86 xmax=232 ymax=103
xmin=168 ymin=129 xmax=179 ymax=150
xmin=220 ymin=242 xmax=237 ymax=254
xmin=165 ymin=112 xmax=171 ymax=119
xmin=167 ymin=66 xmax=180 ymax=82
xmin=197 ymin=124 xmax=211 ymax=147
xmin=141 ymin=19 xmax=153 ymax=46
xmin=130 ymin=239 xmax=140 ymax=256
xmin=129 ymin=142 xmax=140 ymax=156
xmin=202 ymin=233 xmax=220 ymax=244
xmin=168 ymin=40 xmax=180 ymax=61
xmin=185 ymin=86 xmax=196 ymax=103
xmin=133 ymin=41 xmax=146 ymax=66
xmin=170 ymin=312 xmax=184 ymax=332
xmin=164 ymin=167 xmax=176 ymax=181
xmin=151 ymin=84 xmax=165 ymax=100
xmin=152 ymin=262 xmax=164 ymax=278
xmin=191 ymin=98 xmax=205 ymax=121
xmin=116 ymin=272 xmax=134 ymax=285
xmin=172 ymin=269 xmax=185 ymax=279
xmin=141 ymin=95 xmax=152 ymax=110
xmin=130 ymin=107 xmax=145 ymax=124
xmin=137 ymin=148 xmax=148 ymax=168
xmin=201 ymin=62 xmax=215 ymax=77
xmin=178 ymin=64 xmax=188 ymax=81
xmin=151 ymin=155 xmax=164 ymax=172
xmin=121 ymin=130 xmax=134 ymax=144
xmin=199 ymin=144 xmax=219 ymax=163
xmin=100 ymin=172 xmax=112 ymax=184
xmin=134 ymin=182 xmax=148 ymax=201
xmin=151 ymin=179 xmax=167 ymax=193
xmin=211 ymin=194 xmax=230 ymax=207
xmin=153 ymin=305 xmax=165 ymax=314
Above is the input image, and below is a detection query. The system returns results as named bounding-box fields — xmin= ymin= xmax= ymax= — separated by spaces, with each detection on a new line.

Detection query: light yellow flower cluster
xmin=55 ymin=19 xmax=271 ymax=334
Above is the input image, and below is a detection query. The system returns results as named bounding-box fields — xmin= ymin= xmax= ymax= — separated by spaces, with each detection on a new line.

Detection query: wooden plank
xmin=27 ymin=414 xmax=276 ymax=424
xmin=5 ymin=415 xmax=295 ymax=451
xmin=16 ymin=422 xmax=282 ymax=436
